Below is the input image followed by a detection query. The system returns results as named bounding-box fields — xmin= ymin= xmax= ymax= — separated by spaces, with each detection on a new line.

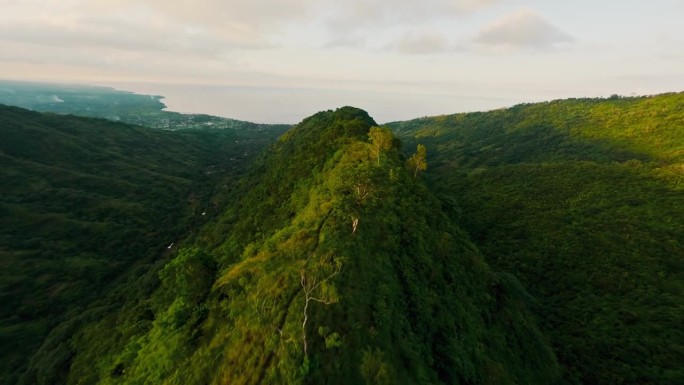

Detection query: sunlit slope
xmin=390 ymin=92 xmax=684 ymax=384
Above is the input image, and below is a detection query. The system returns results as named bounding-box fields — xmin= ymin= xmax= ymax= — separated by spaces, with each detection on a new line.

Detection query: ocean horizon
xmin=109 ymin=82 xmax=526 ymax=124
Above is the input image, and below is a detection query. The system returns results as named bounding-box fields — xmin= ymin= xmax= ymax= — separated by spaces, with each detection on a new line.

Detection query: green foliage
xmin=159 ymin=247 xmax=216 ymax=303
xmin=406 ymin=143 xmax=427 ymax=177
xmin=5 ymin=85 xmax=681 ymax=385
xmin=360 ymin=348 xmax=394 ymax=385
xmin=368 ymin=126 xmax=393 ymax=166
xmin=391 ymin=92 xmax=684 ymax=171
xmin=0 ymin=104 xmax=281 ymax=384
xmin=391 ymin=92 xmax=684 ymax=384
xmin=3 ymin=106 xmax=562 ymax=385
xmin=111 ymin=107 xmax=558 ymax=384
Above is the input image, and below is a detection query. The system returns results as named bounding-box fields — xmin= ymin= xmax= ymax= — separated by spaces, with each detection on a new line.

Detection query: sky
xmin=1 ymin=0 xmax=682 ymax=123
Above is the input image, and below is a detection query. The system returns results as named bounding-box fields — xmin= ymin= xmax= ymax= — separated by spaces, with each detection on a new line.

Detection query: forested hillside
xmin=390 ymin=92 xmax=684 ymax=384
xmin=2 ymin=106 xmax=563 ymax=384
xmin=3 ymin=91 xmax=682 ymax=385
xmin=0 ymin=104 xmax=283 ymax=384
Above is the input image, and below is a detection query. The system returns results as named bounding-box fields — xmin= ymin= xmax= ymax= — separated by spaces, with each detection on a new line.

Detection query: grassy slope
xmin=390 ymin=92 xmax=684 ymax=384
xmin=0 ymin=104 xmax=282 ymax=384
xmin=57 ymin=107 xmax=561 ymax=385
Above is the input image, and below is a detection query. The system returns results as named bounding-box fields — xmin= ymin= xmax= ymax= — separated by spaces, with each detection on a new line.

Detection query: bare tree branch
xmin=299 ymin=259 xmax=341 ymax=357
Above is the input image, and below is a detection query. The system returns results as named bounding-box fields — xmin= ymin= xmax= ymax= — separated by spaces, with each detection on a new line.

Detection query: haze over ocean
xmin=111 ymin=82 xmax=533 ymax=123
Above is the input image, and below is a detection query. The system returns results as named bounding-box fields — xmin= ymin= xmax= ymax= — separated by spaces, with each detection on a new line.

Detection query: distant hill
xmin=0 ymin=80 xmax=165 ymax=120
xmin=0 ymin=80 xmax=290 ymax=132
xmin=390 ymin=92 xmax=684 ymax=384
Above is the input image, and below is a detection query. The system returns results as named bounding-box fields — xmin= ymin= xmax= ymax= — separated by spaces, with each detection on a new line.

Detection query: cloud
xmin=321 ymin=0 xmax=500 ymax=48
xmin=0 ymin=16 xmax=249 ymax=57
xmin=0 ymin=0 xmax=314 ymax=55
xmin=324 ymin=35 xmax=367 ymax=49
xmin=0 ymin=0 xmax=502 ymax=57
xmin=325 ymin=0 xmax=499 ymax=31
xmin=394 ymin=32 xmax=455 ymax=55
xmin=84 ymin=0 xmax=313 ymax=29
xmin=474 ymin=10 xmax=573 ymax=51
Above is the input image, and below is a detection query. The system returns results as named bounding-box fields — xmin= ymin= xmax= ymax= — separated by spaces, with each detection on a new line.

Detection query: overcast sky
xmin=1 ymin=0 xmax=683 ymax=123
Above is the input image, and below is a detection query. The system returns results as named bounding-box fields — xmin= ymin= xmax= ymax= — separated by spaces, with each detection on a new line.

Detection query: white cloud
xmin=326 ymin=0 xmax=499 ymax=27
xmin=0 ymin=0 xmax=314 ymax=55
xmin=0 ymin=16 xmax=247 ymax=56
xmin=475 ymin=9 xmax=573 ymax=51
xmin=324 ymin=36 xmax=367 ymax=49
xmin=321 ymin=0 xmax=500 ymax=48
xmin=0 ymin=0 xmax=502 ymax=59
xmin=394 ymin=32 xmax=453 ymax=55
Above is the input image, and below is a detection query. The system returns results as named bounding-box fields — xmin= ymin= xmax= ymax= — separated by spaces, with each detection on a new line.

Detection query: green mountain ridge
xmin=173 ymin=107 xmax=560 ymax=384
xmin=1 ymin=91 xmax=683 ymax=384
xmin=390 ymin=92 xmax=684 ymax=384
xmin=2 ymin=105 xmax=561 ymax=384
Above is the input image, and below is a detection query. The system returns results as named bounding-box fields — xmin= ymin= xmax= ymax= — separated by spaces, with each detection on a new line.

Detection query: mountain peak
xmin=280 ymin=106 xmax=377 ymax=145
xmin=100 ymin=109 xmax=561 ymax=384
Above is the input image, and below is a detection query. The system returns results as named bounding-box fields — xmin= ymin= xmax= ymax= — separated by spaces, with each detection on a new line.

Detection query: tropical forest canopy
xmin=0 ymin=88 xmax=682 ymax=385
xmin=390 ymin=92 xmax=684 ymax=384
xmin=0 ymin=103 xmax=284 ymax=383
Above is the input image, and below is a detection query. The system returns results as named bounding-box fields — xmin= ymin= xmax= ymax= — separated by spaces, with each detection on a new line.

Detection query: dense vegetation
xmin=174 ymin=107 xmax=560 ymax=384
xmin=390 ymin=92 xmax=684 ymax=384
xmin=0 ymin=104 xmax=284 ymax=384
xmin=2 ymin=105 xmax=563 ymax=384
xmin=3 ymin=88 xmax=682 ymax=384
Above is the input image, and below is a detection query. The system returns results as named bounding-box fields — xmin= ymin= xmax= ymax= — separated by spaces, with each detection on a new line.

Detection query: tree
xmin=159 ymin=247 xmax=216 ymax=303
xmin=361 ymin=348 xmax=394 ymax=385
xmin=406 ymin=144 xmax=427 ymax=177
xmin=368 ymin=126 xmax=394 ymax=166
xmin=299 ymin=255 xmax=342 ymax=357
xmin=331 ymin=159 xmax=383 ymax=234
